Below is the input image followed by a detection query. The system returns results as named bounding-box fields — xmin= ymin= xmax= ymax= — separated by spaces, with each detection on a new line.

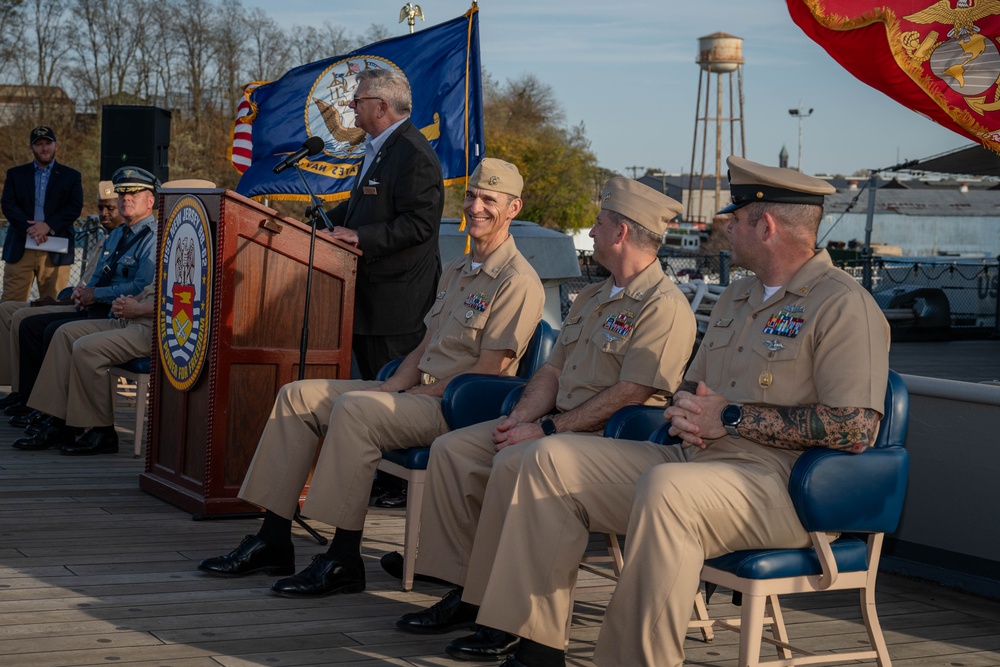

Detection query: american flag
xmin=228 ymin=82 xmax=260 ymax=174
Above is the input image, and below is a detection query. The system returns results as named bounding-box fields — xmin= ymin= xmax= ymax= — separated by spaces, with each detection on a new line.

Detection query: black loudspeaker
xmin=100 ymin=105 xmax=171 ymax=182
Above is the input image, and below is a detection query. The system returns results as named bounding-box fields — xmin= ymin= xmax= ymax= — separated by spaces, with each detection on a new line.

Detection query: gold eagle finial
xmin=399 ymin=3 xmax=424 ymax=34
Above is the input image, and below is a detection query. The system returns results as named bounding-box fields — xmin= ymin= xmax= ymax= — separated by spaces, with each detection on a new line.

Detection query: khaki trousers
xmin=3 ymin=303 xmax=77 ymax=389
xmin=471 ymin=436 xmax=810 ymax=666
xmin=238 ymin=379 xmax=450 ymax=529
xmin=2 ymin=249 xmax=71 ymax=302
xmin=0 ymin=300 xmax=27 ymax=385
xmin=27 ymin=318 xmax=152 ymax=427
xmin=416 ymin=421 xmax=600 ymax=597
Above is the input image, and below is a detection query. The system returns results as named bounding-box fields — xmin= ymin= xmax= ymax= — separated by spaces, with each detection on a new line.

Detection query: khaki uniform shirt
xmin=547 ymin=259 xmax=697 ymax=414
xmin=418 ymin=235 xmax=544 ymax=380
xmin=686 ymin=249 xmax=891 ymax=476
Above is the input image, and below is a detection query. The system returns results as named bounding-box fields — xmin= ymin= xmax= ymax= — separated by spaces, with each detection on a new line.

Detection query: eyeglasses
xmin=350 ymin=96 xmax=382 ymax=105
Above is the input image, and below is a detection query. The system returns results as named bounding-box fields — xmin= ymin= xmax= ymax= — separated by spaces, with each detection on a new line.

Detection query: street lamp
xmin=788 ymin=102 xmax=814 ymax=172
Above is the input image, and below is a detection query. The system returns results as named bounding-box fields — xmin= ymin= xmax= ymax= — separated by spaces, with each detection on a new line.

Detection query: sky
xmin=241 ymin=0 xmax=971 ymax=178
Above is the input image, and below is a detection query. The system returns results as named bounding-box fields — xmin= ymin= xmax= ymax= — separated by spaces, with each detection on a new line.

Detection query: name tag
xmin=363 ymin=186 xmax=377 ymax=196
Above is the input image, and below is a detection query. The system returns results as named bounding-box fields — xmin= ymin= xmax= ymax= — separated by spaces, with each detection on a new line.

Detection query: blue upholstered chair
xmin=110 ymin=357 xmax=152 ymax=458
xmin=375 ymin=320 xmax=558 ymax=590
xmin=647 ymin=370 xmax=910 ymax=666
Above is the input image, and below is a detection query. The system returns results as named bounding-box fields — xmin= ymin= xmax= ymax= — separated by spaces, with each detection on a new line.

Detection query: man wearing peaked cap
xmin=0 ymin=181 xmax=123 ymax=406
xmin=441 ymin=155 xmax=889 ymax=666
xmin=9 ymin=166 xmax=159 ymax=453
xmin=1 ymin=125 xmax=84 ymax=303
xmin=197 ymin=158 xmax=545 ymax=600
xmin=393 ymin=178 xmax=697 ymax=663
xmin=111 ymin=165 xmax=161 ymax=193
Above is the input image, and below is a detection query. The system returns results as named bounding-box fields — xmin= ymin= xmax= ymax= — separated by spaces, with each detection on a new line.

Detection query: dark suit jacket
xmin=1 ymin=160 xmax=84 ymax=267
xmin=327 ymin=119 xmax=444 ymax=337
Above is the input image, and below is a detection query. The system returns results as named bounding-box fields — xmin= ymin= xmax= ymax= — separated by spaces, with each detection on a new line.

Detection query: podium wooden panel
xmin=139 ymin=189 xmax=359 ymax=516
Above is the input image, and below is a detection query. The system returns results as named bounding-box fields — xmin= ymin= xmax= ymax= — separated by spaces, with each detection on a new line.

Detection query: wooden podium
xmin=139 ymin=188 xmax=360 ymax=516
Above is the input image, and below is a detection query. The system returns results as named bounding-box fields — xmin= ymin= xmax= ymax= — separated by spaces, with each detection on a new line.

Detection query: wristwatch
xmin=540 ymin=417 xmax=557 ymax=436
xmin=721 ymin=403 xmax=743 ymax=438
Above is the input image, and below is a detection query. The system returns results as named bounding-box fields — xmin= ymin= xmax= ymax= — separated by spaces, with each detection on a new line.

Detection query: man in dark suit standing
xmin=324 ymin=68 xmax=445 ymax=379
xmin=1 ymin=126 xmax=84 ymax=302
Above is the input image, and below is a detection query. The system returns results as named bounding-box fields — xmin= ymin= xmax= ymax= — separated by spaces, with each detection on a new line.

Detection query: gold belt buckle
xmin=420 ymin=372 xmax=438 ymax=386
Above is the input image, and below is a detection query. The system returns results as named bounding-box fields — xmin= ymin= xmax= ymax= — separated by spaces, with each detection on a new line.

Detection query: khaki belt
xmin=420 ymin=372 xmax=438 ymax=386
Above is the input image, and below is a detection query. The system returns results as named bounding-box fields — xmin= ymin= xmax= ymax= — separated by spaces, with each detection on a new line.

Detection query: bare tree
xmin=20 ymin=0 xmax=71 ymax=89
xmin=67 ymin=0 xmax=146 ymax=108
xmin=172 ymin=0 xmax=215 ymax=127
xmin=0 ymin=0 xmax=25 ymax=82
xmin=244 ymin=7 xmax=290 ymax=83
xmin=211 ymin=0 xmax=250 ymax=112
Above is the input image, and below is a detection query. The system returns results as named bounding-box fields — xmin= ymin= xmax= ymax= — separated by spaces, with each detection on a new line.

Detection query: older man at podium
xmin=198 ymin=159 xmax=545 ymax=598
xmin=322 ymin=67 xmax=445 ymax=380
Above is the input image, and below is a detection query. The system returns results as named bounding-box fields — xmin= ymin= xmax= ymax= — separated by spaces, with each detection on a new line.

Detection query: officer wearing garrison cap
xmin=198 ymin=158 xmax=545 ymax=600
xmin=434 ymin=157 xmax=889 ymax=667
xmin=393 ymin=177 xmax=698 ymax=663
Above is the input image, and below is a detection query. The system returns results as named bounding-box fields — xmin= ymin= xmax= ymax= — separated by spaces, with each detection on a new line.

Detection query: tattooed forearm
xmin=739 ymin=404 xmax=881 ymax=453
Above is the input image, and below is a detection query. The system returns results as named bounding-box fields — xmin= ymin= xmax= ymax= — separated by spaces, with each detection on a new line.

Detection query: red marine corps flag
xmin=788 ymin=0 xmax=1000 ymax=152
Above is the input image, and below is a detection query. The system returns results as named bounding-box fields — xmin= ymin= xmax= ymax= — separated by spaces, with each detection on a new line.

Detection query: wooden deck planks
xmin=0 ymin=395 xmax=999 ymax=666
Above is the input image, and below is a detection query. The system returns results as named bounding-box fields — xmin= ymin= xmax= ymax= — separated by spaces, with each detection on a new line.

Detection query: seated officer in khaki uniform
xmin=458 ymin=157 xmax=890 ymax=667
xmin=394 ymin=178 xmax=699 ymax=662
xmin=13 ymin=285 xmax=155 ymax=455
xmin=197 ymin=158 xmax=545 ymax=598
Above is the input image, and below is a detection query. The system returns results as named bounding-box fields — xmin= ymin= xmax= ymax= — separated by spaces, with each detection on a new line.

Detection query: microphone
xmin=273 ymin=136 xmax=325 ymax=174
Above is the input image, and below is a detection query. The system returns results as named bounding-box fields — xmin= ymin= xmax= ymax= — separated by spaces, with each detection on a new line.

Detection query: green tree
xmin=481 ymin=74 xmax=599 ymax=231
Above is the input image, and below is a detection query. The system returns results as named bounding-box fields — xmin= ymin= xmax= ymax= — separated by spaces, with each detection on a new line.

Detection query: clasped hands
xmin=27 ymin=220 xmax=51 ymax=244
xmin=111 ymin=294 xmax=141 ymax=320
xmin=492 ymin=416 xmax=544 ymax=452
xmin=665 ymin=381 xmax=730 ymax=449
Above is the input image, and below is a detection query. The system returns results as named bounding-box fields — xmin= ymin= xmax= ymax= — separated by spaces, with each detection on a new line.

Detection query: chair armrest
xmin=789 ymin=447 xmax=910 ymax=533
xmin=441 ymin=374 xmax=528 ymax=431
xmin=603 ymin=405 xmax=666 ymax=440
xmin=650 ymin=421 xmax=682 ymax=446
xmin=376 ymin=358 xmax=404 ymax=381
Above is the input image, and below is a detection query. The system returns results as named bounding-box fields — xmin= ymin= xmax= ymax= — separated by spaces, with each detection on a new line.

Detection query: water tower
xmin=687 ymin=33 xmax=745 ymax=225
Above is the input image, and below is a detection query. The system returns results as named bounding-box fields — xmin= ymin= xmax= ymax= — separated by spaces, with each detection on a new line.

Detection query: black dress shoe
xmin=0 ymin=391 xmax=24 ymax=409
xmin=24 ymin=415 xmax=54 ymax=436
xmin=60 ymin=427 xmax=119 ymax=455
xmin=12 ymin=423 xmax=76 ymax=450
xmin=380 ymin=551 xmax=454 ymax=586
xmin=446 ymin=626 xmax=520 ymax=661
xmin=270 ymin=554 xmax=365 ymax=597
xmin=372 ymin=488 xmax=408 ymax=508
xmin=198 ymin=535 xmax=295 ymax=577
xmin=4 ymin=402 xmax=32 ymax=417
xmin=397 ymin=587 xmax=479 ymax=634
xmin=9 ymin=409 xmax=47 ymax=428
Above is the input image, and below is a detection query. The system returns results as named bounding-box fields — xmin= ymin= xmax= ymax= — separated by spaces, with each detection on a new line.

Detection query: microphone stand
xmin=287 ymin=161 xmax=336 ymax=546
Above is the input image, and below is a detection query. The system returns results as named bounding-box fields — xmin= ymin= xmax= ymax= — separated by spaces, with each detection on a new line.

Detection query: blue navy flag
xmin=233 ymin=6 xmax=483 ymax=202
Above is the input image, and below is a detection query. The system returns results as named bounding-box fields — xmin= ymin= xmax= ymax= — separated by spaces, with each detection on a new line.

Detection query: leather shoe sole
xmin=446 ymin=627 xmax=520 ymax=661
xmin=270 ymin=554 xmax=365 ymax=598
